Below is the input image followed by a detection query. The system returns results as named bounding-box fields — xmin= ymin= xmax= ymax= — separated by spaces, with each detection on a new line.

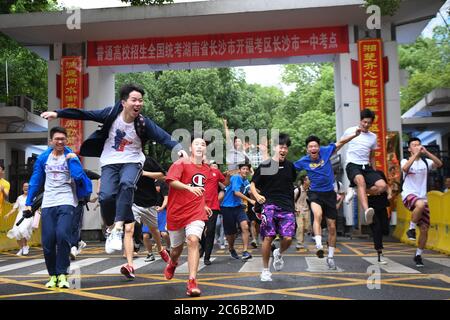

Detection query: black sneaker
xmin=229 ymin=249 xmax=239 ymax=260
xmin=204 ymin=259 xmax=212 ymax=266
xmin=316 ymin=248 xmax=324 ymax=259
xmin=242 ymin=251 xmax=252 ymax=261
xmin=414 ymin=255 xmax=424 ymax=267
xmin=407 ymin=229 xmax=416 ymax=241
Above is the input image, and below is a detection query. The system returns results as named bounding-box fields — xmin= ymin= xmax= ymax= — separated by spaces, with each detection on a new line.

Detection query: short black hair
xmin=360 ymin=108 xmax=376 ymax=121
xmin=238 ymin=163 xmax=251 ymax=170
xmin=119 ymin=84 xmax=145 ymax=101
xmin=50 ymin=126 xmax=67 ymax=139
xmin=305 ymin=135 xmax=320 ymax=147
xmin=408 ymin=137 xmax=421 ymax=147
xmin=0 ymin=163 xmax=4 ymax=171
xmin=275 ymin=133 xmax=291 ymax=147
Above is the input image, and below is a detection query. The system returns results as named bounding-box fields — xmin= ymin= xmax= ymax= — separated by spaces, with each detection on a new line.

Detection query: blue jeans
xmin=99 ymin=163 xmax=142 ymax=226
xmin=41 ymin=205 xmax=74 ymax=276
xmin=70 ymin=203 xmax=84 ymax=247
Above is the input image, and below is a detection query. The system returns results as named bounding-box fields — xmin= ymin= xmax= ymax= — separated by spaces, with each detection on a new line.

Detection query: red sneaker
xmin=159 ymin=249 xmax=170 ymax=263
xmin=164 ymin=260 xmax=178 ymax=280
xmin=120 ymin=264 xmax=135 ymax=279
xmin=186 ymin=278 xmax=201 ymax=297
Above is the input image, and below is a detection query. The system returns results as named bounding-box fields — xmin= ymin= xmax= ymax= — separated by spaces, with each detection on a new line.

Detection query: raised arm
xmin=335 ymin=127 xmax=361 ymax=153
xmin=41 ymin=106 xmax=114 ymax=123
xmin=422 ymin=147 xmax=443 ymax=169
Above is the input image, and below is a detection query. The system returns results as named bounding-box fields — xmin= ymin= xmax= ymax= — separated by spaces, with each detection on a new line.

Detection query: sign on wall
xmin=87 ymin=26 xmax=349 ymax=66
xmin=60 ymin=56 xmax=83 ymax=154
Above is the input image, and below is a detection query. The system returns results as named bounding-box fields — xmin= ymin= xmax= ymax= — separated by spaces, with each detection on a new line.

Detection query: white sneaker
xmin=219 ymin=244 xmax=225 ymax=250
xmin=22 ymin=246 xmax=29 ymax=256
xmin=260 ymin=269 xmax=272 ymax=282
xmin=105 ymin=229 xmax=123 ymax=254
xmin=78 ymin=240 xmax=87 ymax=252
xmin=70 ymin=246 xmax=78 ymax=260
xmin=272 ymin=248 xmax=284 ymax=271
xmin=365 ymin=208 xmax=375 ymax=225
xmin=295 ymin=242 xmax=305 ymax=250
xmin=344 ymin=187 xmax=355 ymax=204
xmin=16 ymin=248 xmax=23 ymax=256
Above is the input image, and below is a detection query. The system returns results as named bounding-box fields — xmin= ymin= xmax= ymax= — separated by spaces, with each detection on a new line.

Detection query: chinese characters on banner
xmin=60 ymin=57 xmax=83 ymax=154
xmin=87 ymin=26 xmax=349 ymax=66
xmin=357 ymin=39 xmax=387 ymax=174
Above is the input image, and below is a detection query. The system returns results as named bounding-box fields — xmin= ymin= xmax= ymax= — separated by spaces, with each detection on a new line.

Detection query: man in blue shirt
xmin=294 ymin=131 xmax=360 ymax=269
xmin=221 ymin=163 xmax=254 ymax=260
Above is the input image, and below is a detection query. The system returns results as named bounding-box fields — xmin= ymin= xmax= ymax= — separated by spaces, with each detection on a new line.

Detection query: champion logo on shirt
xmin=112 ymin=129 xmax=132 ymax=152
xmin=191 ymin=174 xmax=207 ymax=187
xmin=309 ymin=159 xmax=325 ymax=169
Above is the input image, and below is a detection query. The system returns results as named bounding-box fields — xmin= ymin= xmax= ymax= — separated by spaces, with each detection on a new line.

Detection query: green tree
xmin=0 ymin=0 xmax=58 ymax=14
xmin=399 ymin=26 xmax=450 ymax=113
xmin=0 ymin=34 xmax=48 ymax=112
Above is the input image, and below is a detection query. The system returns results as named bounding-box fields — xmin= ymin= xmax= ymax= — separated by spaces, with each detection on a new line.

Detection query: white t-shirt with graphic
xmin=42 ymin=154 xmax=77 ymax=208
xmin=100 ymin=115 xmax=145 ymax=167
xmin=342 ymin=126 xmax=377 ymax=165
xmin=401 ymin=158 xmax=433 ymax=200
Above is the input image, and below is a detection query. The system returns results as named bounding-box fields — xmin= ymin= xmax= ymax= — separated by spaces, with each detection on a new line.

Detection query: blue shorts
xmin=221 ymin=206 xmax=249 ymax=236
xmin=142 ymin=224 xmax=150 ymax=234
xmin=158 ymin=209 xmax=167 ymax=232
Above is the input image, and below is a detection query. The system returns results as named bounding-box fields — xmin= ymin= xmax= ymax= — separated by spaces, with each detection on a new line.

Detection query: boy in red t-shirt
xmin=164 ymin=136 xmax=212 ymax=297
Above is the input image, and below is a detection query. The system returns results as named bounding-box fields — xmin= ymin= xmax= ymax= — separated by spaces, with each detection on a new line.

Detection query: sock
xmin=328 ymin=247 xmax=335 ymax=258
xmin=315 ymin=235 xmax=322 ymax=248
xmin=416 ymin=249 xmax=423 ymax=256
xmin=263 ymin=268 xmax=270 ymax=272
xmin=409 ymin=222 xmax=417 ymax=230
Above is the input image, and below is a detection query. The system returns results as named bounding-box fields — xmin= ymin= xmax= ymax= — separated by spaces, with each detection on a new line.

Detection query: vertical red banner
xmin=60 ymin=57 xmax=83 ymax=154
xmin=358 ymin=39 xmax=387 ymax=174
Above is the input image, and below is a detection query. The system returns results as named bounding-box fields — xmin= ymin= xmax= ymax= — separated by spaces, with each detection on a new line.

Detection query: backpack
xmin=400 ymin=157 xmax=429 ymax=193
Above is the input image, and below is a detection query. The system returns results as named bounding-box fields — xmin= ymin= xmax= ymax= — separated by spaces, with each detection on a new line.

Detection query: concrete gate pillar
xmin=334 ymin=23 xmax=402 ymax=229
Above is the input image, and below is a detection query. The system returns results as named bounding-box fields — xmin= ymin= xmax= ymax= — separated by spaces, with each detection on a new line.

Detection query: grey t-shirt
xmin=42 ymin=153 xmax=77 ymax=209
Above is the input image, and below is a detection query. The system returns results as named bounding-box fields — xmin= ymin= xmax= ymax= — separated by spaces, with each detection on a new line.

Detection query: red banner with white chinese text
xmin=60 ymin=56 xmax=83 ymax=154
xmin=357 ymin=39 xmax=387 ymax=174
xmin=87 ymin=26 xmax=349 ymax=66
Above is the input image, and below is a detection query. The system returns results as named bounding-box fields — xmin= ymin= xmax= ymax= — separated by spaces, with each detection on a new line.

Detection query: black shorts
xmin=308 ymin=191 xmax=338 ymax=220
xmin=247 ymin=203 xmax=262 ymax=225
xmin=346 ymin=163 xmax=382 ymax=188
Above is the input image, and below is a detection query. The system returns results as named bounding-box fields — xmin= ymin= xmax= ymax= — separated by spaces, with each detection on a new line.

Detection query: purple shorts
xmin=260 ymin=203 xmax=296 ymax=238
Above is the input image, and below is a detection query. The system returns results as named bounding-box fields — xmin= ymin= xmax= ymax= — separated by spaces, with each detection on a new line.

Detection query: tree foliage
xmin=399 ymin=26 xmax=450 ymax=113
xmin=0 ymin=0 xmax=58 ymax=14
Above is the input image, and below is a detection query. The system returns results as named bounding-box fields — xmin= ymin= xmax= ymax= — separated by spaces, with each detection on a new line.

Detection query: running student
xmin=5 ymin=182 xmax=33 ymax=256
xmin=200 ymin=160 xmax=231 ymax=266
xmin=401 ymin=137 xmax=442 ymax=267
xmin=251 ymin=133 xmax=298 ymax=282
xmin=294 ymin=175 xmax=311 ymax=250
xmin=26 ymin=126 xmax=92 ymax=289
xmin=221 ymin=163 xmax=254 ymax=261
xmin=368 ymin=170 xmax=391 ymax=265
xmin=342 ymin=108 xmax=387 ymax=225
xmin=164 ymin=136 xmax=212 ymax=297
xmin=122 ymin=156 xmax=170 ymax=279
xmin=40 ymin=84 xmax=185 ymax=255
xmin=294 ymin=131 xmax=361 ymax=270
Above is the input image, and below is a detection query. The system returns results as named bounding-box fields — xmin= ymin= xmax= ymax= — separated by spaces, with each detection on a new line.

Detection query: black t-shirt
xmin=251 ymin=159 xmax=297 ymax=212
xmin=368 ymin=171 xmax=389 ymax=209
xmin=155 ymin=180 xmax=169 ymax=207
xmin=134 ymin=157 xmax=165 ymax=208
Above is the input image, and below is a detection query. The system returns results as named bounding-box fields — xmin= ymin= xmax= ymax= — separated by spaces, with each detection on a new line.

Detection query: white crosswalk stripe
xmin=362 ymin=257 xmax=420 ymax=273
xmin=305 ymin=257 xmax=344 ymax=272
xmin=176 ymin=258 xmax=217 ymax=273
xmin=0 ymin=259 xmax=45 ymax=273
xmin=99 ymin=257 xmax=160 ymax=274
xmin=32 ymin=258 xmax=108 ymax=275
xmin=424 ymin=258 xmax=450 ymax=268
xmin=238 ymin=257 xmax=272 ymax=272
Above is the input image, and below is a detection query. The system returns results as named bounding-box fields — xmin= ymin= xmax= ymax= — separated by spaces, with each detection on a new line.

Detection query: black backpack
xmin=400 ymin=157 xmax=429 ymax=193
